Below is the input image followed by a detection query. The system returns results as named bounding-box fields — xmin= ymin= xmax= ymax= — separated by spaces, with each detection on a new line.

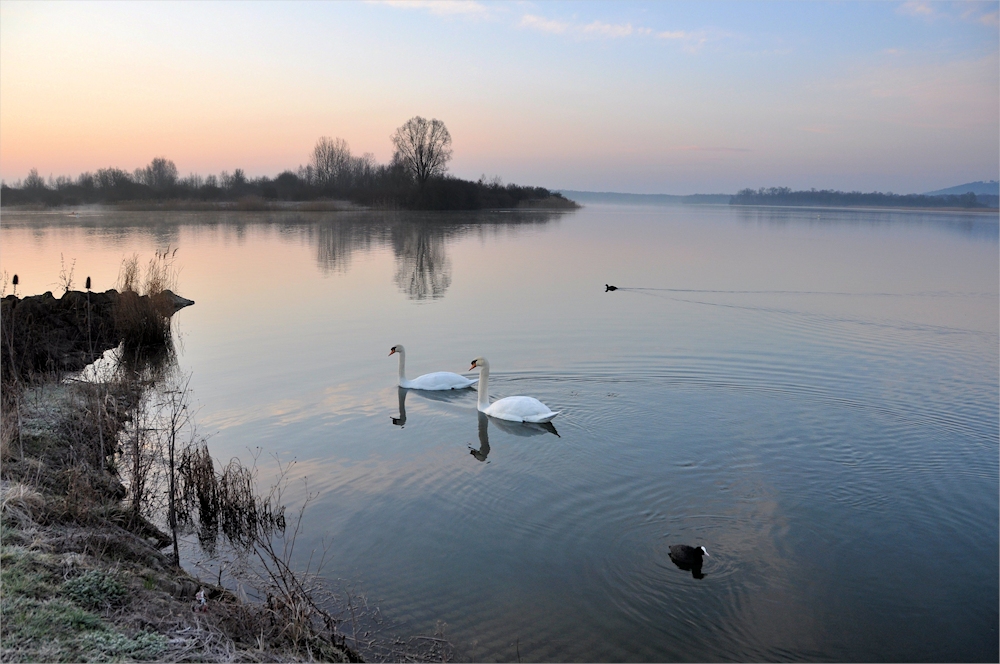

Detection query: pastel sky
xmin=1 ymin=0 xmax=997 ymax=194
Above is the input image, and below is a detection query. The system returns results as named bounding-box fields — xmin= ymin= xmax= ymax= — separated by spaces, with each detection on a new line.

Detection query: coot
xmin=669 ymin=545 xmax=709 ymax=579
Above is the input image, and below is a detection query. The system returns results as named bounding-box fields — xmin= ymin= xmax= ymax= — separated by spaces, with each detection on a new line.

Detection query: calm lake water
xmin=3 ymin=204 xmax=998 ymax=662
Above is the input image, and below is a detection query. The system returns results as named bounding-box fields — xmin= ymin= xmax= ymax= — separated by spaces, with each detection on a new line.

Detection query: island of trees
xmin=0 ymin=116 xmax=578 ymax=211
xmin=730 ymin=187 xmax=998 ymax=209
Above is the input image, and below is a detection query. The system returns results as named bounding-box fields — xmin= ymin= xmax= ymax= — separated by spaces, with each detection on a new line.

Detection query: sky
xmin=1 ymin=0 xmax=997 ymax=195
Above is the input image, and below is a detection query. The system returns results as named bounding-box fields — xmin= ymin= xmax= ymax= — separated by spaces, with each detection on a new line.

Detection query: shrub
xmin=62 ymin=570 xmax=128 ymax=610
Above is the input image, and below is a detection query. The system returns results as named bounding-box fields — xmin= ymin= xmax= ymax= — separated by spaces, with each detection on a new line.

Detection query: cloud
xmin=656 ymin=28 xmax=713 ymax=52
xmin=518 ymin=13 xmax=725 ymax=50
xmin=520 ymin=14 xmax=636 ymax=38
xmin=898 ymin=0 xmax=999 ymax=26
xmin=519 ymin=14 xmax=569 ymax=34
xmin=897 ymin=1 xmax=935 ymax=18
xmin=823 ymin=53 xmax=999 ymax=131
xmin=972 ymin=8 xmax=999 ymax=27
xmin=374 ymin=0 xmax=490 ymax=17
xmin=580 ymin=20 xmax=635 ymax=39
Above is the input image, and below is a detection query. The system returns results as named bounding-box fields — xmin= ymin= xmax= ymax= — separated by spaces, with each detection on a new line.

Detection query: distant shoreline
xmin=558 ymin=187 xmax=999 ymax=211
xmin=729 ymin=203 xmax=999 ymax=214
xmin=0 ymin=194 xmax=579 ymax=213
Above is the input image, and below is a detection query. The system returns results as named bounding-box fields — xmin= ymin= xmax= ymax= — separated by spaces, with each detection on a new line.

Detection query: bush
xmin=62 ymin=570 xmax=128 ymax=610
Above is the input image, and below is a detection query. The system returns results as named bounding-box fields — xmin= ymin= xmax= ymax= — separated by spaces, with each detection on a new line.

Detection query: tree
xmin=23 ymin=168 xmax=46 ymax=190
xmin=137 ymin=157 xmax=178 ymax=190
xmin=311 ymin=137 xmax=353 ymax=188
xmin=390 ymin=116 xmax=452 ymax=184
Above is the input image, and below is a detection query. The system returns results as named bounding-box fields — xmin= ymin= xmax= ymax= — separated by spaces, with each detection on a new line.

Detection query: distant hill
xmin=556 ymin=190 xmax=730 ymax=206
xmin=924 ymin=181 xmax=999 ymax=196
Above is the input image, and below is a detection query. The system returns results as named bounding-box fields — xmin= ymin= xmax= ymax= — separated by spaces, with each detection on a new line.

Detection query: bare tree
xmin=390 ymin=116 xmax=453 ymax=184
xmin=137 ymin=157 xmax=178 ymax=190
xmin=23 ymin=168 xmax=46 ymax=190
xmin=311 ymin=137 xmax=353 ymax=188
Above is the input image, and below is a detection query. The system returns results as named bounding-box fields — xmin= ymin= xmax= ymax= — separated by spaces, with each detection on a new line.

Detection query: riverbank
xmin=1 ymin=378 xmax=358 ymax=662
xmin=1 ymin=288 xmax=360 ymax=662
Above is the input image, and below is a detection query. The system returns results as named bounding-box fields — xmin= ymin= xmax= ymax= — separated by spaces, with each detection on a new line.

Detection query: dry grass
xmin=113 ymin=251 xmax=178 ymax=350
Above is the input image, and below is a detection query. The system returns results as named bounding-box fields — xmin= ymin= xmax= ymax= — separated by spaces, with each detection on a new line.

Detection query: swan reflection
xmin=469 ymin=412 xmax=560 ymax=462
xmin=391 ymin=387 xmax=407 ymax=427
xmin=469 ymin=412 xmax=491 ymax=461
xmin=391 ymin=386 xmax=470 ymax=427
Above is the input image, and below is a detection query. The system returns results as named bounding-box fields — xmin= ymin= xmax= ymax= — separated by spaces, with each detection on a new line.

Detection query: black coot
xmin=669 ymin=544 xmax=709 ymax=579
xmin=605 ymin=284 xmax=618 ymax=292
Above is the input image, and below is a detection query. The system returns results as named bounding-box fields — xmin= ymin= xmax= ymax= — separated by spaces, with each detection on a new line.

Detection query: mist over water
xmin=3 ymin=204 xmax=997 ymax=661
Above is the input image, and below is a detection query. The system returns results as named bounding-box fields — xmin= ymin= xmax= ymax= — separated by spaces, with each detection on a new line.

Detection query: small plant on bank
xmin=58 ymin=254 xmax=76 ymax=294
xmin=62 ymin=569 xmax=128 ymax=611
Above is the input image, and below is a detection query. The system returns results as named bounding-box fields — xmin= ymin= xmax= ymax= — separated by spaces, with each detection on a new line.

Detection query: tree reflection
xmin=313 ymin=211 xmax=567 ymax=300
xmin=316 ymin=218 xmax=376 ymax=274
xmin=391 ymin=223 xmax=451 ymax=300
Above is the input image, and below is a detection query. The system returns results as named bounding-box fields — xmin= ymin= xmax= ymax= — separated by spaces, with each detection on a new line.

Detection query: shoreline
xmin=728 ymin=202 xmax=999 ymax=214
xmin=1 ymin=289 xmax=361 ymax=662
xmin=0 ymin=195 xmax=580 ymax=214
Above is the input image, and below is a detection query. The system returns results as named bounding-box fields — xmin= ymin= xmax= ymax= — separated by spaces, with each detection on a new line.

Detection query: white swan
xmin=389 ymin=345 xmax=477 ymax=390
xmin=469 ymin=357 xmax=559 ymax=423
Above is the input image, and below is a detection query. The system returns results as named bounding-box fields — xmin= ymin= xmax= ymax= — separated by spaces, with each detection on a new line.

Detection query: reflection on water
xmin=390 ymin=386 xmax=472 ymax=428
xmin=469 ymin=412 xmax=490 ymax=461
xmin=391 ymin=387 xmax=407 ymax=427
xmin=468 ymin=411 xmax=560 ymax=462
xmin=321 ymin=211 xmax=563 ymax=300
xmin=733 ymin=205 xmax=999 ymax=240
xmin=391 ymin=223 xmax=451 ymax=300
xmin=2 ymin=204 xmax=997 ymax=663
xmin=3 ymin=208 xmax=565 ymax=302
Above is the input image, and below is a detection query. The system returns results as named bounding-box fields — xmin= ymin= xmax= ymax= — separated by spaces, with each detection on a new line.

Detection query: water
xmin=3 ymin=204 xmax=997 ymax=661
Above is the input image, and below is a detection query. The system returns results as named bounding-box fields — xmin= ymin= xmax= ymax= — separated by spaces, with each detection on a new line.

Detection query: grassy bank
xmin=1 ymin=259 xmax=360 ymax=662
xmin=1 ymin=377 xmax=358 ymax=662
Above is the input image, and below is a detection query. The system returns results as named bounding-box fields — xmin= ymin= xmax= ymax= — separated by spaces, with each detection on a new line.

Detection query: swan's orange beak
xmin=469 ymin=362 xmax=476 ymax=371
xmin=388 ymin=349 xmax=396 ymax=356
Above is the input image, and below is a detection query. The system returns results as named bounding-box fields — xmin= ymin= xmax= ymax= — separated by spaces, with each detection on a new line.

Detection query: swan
xmin=389 ymin=345 xmax=477 ymax=390
xmin=469 ymin=357 xmax=559 ymax=423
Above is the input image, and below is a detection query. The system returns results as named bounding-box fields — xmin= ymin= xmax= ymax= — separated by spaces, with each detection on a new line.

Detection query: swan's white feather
xmin=483 ymin=396 xmax=559 ymax=423
xmin=402 ymin=371 xmax=477 ymax=391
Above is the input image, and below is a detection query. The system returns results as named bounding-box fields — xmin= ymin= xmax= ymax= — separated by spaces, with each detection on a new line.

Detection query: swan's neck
xmin=397 ymin=350 xmax=406 ymax=383
xmin=476 ymin=365 xmax=490 ymax=411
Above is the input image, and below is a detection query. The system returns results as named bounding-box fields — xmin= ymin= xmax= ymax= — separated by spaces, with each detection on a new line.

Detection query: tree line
xmin=1 ymin=117 xmax=576 ymax=211
xmin=730 ymin=187 xmax=997 ymax=209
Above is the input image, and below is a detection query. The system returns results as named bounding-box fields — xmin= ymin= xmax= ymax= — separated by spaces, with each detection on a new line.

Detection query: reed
xmin=113 ymin=251 xmax=177 ymax=351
